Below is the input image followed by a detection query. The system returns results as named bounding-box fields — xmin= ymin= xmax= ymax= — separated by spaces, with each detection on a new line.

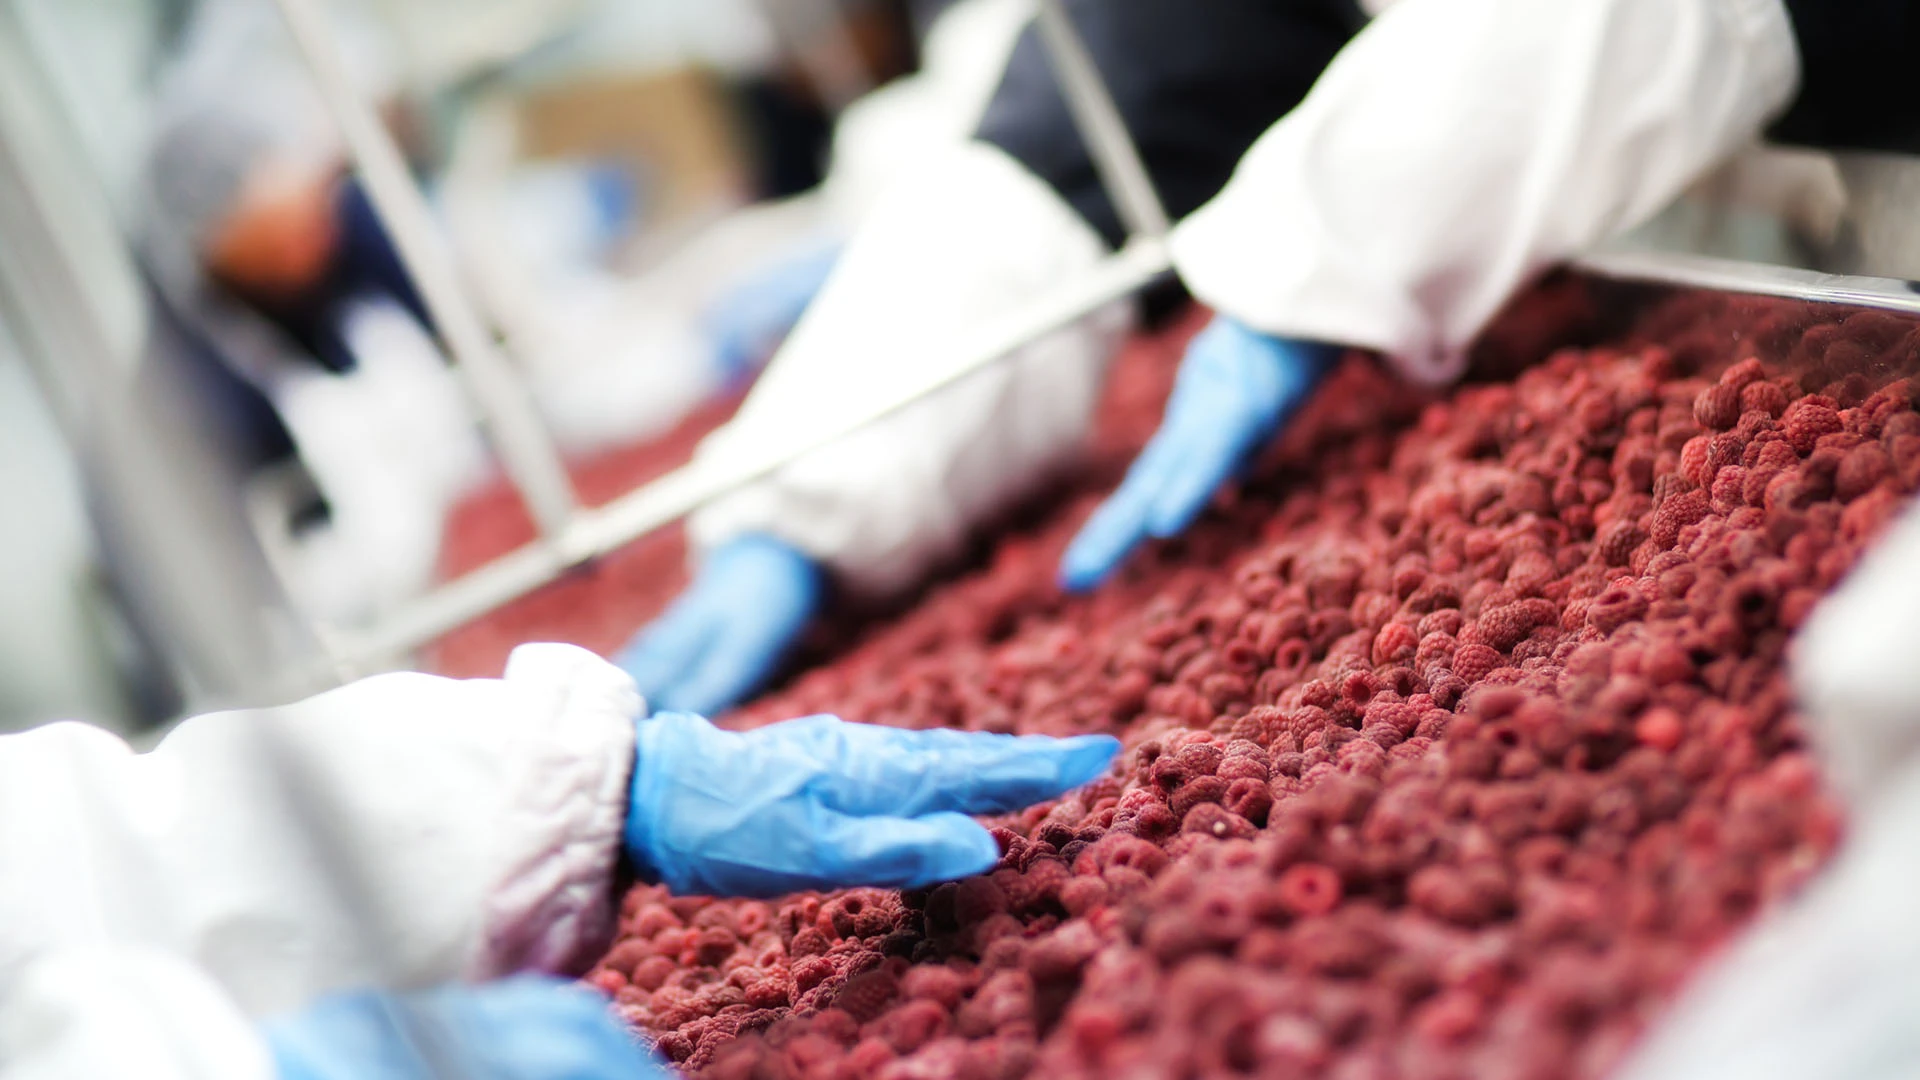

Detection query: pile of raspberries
xmin=438 ymin=281 xmax=1920 ymax=1080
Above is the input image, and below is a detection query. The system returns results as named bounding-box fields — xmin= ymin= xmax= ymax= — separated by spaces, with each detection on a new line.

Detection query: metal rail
xmin=1577 ymin=249 xmax=1920 ymax=315
xmin=271 ymin=0 xmax=581 ymax=541
xmin=1032 ymin=0 xmax=1171 ymax=240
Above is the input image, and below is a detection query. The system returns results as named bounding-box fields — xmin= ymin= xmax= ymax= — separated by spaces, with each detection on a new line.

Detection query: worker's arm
xmin=614 ymin=139 xmax=1127 ymax=717
xmin=0 ymin=644 xmax=639 ymax=1019
xmin=684 ymin=139 xmax=1126 ymax=601
xmin=1170 ymin=0 xmax=1802 ymax=382
xmin=0 ymin=637 xmax=1115 ymax=1017
xmin=1062 ymin=0 xmax=1803 ymax=587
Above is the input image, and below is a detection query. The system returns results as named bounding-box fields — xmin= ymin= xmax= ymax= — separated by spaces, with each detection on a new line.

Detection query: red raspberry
xmin=1373 ymin=621 xmax=1420 ymax=666
xmin=1650 ymin=489 xmax=1711 ymax=549
xmin=1416 ymin=631 xmax=1458 ymax=677
xmin=1169 ymin=776 xmax=1230 ymax=821
xmin=1784 ymin=397 xmax=1844 ymax=453
xmin=1694 ymin=383 xmax=1742 ymax=430
xmin=1741 ymin=380 xmax=1788 ymax=418
xmin=952 ymin=879 xmax=1009 ymax=926
xmin=1275 ymin=863 xmax=1344 ymax=917
xmin=629 ymin=956 xmax=675 ymax=993
xmin=792 ymin=957 xmax=835 ymax=995
xmin=1635 ymin=708 xmax=1684 ymax=752
xmin=1835 ymin=443 xmax=1892 ymax=501
xmin=1452 ymin=644 xmax=1502 ymax=683
xmin=900 ymin=965 xmax=970 ymax=1011
xmin=1223 ymin=777 xmax=1273 ymax=824
xmin=1709 ymin=465 xmax=1747 ymax=511
xmin=1183 ymin=802 xmax=1257 ymax=840
xmin=1719 ymin=357 xmax=1766 ymax=390
xmin=1596 ymin=519 xmax=1647 ymax=567
xmin=1418 ymin=607 xmax=1466 ymax=639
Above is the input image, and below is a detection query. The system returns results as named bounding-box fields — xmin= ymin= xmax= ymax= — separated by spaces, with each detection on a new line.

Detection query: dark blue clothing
xmin=974 ymin=0 xmax=1365 ymax=250
xmin=1773 ymin=0 xmax=1920 ymax=153
xmin=247 ymin=177 xmax=429 ymax=373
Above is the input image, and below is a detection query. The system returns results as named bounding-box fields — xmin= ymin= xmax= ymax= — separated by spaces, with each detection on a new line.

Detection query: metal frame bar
xmin=1032 ymin=0 xmax=1171 ymax=240
xmin=0 ymin=4 xmax=328 ymax=709
xmin=1576 ymin=249 xmax=1920 ymax=314
xmin=271 ymin=0 xmax=580 ymax=540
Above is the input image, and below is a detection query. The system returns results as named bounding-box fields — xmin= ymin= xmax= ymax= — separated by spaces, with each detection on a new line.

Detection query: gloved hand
xmin=705 ymin=242 xmax=843 ymax=384
xmin=1060 ymin=316 xmax=1337 ymax=591
xmin=627 ymin=712 xmax=1121 ymax=898
xmin=264 ymin=976 xmax=665 ymax=1080
xmin=617 ymin=534 xmax=822 ymax=717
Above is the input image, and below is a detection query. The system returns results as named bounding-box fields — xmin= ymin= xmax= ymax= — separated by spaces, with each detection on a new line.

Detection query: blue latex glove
xmin=617 ymin=534 xmax=822 ymax=717
xmin=705 ymin=242 xmax=843 ymax=385
xmin=627 ymin=712 xmax=1121 ymax=898
xmin=265 ymin=976 xmax=665 ymax=1080
xmin=1060 ymin=316 xmax=1337 ymax=591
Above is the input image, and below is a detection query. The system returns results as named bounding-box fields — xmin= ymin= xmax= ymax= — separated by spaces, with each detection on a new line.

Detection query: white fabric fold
xmin=1170 ymin=0 xmax=1801 ymax=384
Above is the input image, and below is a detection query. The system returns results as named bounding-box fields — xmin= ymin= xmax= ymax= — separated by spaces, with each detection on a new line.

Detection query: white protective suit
xmin=0 ymin=644 xmax=641 ymax=1077
xmin=688 ymin=0 xmax=1803 ymax=595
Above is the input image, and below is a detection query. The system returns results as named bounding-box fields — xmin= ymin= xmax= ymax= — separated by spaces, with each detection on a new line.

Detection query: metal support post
xmin=1032 ymin=0 xmax=1171 ymax=241
xmin=270 ymin=0 xmax=582 ymax=542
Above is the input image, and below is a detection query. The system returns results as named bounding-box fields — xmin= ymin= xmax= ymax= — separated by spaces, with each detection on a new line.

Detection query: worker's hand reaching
xmin=616 ymin=535 xmax=822 ymax=717
xmin=705 ymin=242 xmax=842 ymax=384
xmin=265 ymin=976 xmax=665 ymax=1079
xmin=626 ymin=712 xmax=1121 ymax=898
xmin=1059 ymin=316 xmax=1336 ymax=591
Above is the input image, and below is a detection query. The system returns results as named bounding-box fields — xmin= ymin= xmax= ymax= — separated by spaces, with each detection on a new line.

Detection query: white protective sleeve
xmin=0 ymin=644 xmax=639 ymax=1020
xmin=687 ymin=140 xmax=1131 ymax=597
xmin=0 ymin=948 xmax=274 ymax=1080
xmin=1611 ymin=500 xmax=1920 ymax=1080
xmin=1170 ymin=0 xmax=1802 ymax=385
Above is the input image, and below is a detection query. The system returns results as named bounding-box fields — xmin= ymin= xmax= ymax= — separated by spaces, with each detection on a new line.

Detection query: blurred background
xmin=0 ymin=0 xmax=955 ymax=736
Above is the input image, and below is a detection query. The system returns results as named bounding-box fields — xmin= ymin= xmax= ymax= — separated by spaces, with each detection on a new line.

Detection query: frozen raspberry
xmin=1693 ymin=383 xmax=1741 ymax=430
xmin=1452 ymin=644 xmax=1502 ymax=683
xmin=1784 ymin=397 xmax=1845 ymax=454
xmin=952 ymin=879 xmax=1009 ymax=926
xmin=1276 ymin=863 xmax=1345 ymax=917
xmin=1169 ymin=776 xmax=1230 ymax=821
xmin=1741 ymin=380 xmax=1788 ymax=418
xmin=1650 ymin=489 xmax=1711 ymax=549
xmin=1635 ymin=708 xmax=1685 ymax=752
xmin=1835 ymin=443 xmax=1892 ymax=501
xmin=1182 ymin=802 xmax=1258 ymax=840
xmin=1595 ymin=519 xmax=1647 ymax=568
xmin=1373 ymin=622 xmax=1420 ymax=666
xmin=1416 ymin=631 xmax=1458 ymax=677
xmin=1058 ymin=876 xmax=1111 ymax=918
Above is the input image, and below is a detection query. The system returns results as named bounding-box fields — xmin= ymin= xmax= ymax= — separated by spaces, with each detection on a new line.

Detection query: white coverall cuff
xmin=0 ymin=948 xmax=276 ymax=1080
xmin=476 ymin=644 xmax=642 ymax=978
xmin=688 ymin=140 xmax=1127 ymax=598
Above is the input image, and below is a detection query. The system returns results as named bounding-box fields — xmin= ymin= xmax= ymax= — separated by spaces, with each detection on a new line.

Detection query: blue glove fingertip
xmin=1053 ymin=734 xmax=1123 ymax=788
xmin=899 ymin=813 xmax=1002 ymax=889
xmin=1059 ymin=500 xmax=1149 ymax=592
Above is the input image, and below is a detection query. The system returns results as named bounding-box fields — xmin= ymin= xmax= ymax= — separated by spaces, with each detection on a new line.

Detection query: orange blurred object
xmin=204 ymin=159 xmax=341 ymax=300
